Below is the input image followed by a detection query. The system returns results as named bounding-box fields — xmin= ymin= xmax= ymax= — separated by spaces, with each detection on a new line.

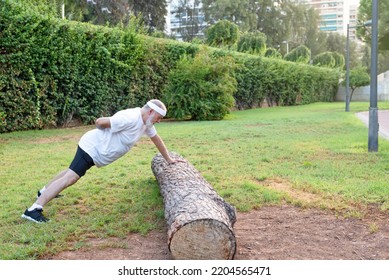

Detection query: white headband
xmin=147 ymin=101 xmax=166 ymax=117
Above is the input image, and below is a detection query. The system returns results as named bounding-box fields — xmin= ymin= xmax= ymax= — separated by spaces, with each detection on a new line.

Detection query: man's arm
xmin=95 ymin=117 xmax=111 ymax=129
xmin=150 ymin=134 xmax=180 ymax=164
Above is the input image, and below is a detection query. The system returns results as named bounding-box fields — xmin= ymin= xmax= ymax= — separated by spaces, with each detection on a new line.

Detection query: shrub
xmin=163 ymin=49 xmax=237 ymax=120
xmin=284 ymin=45 xmax=311 ymax=64
xmin=312 ymin=52 xmax=336 ymax=68
xmin=332 ymin=52 xmax=345 ymax=69
xmin=237 ymin=31 xmax=267 ymax=56
xmin=205 ymin=19 xmax=239 ymax=49
xmin=264 ymin=48 xmax=282 ymax=59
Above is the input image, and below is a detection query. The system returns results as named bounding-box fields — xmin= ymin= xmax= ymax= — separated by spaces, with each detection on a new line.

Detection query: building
xmin=348 ymin=4 xmax=358 ymax=40
xmin=166 ymin=0 xmax=207 ymax=41
xmin=292 ymin=0 xmax=360 ymax=39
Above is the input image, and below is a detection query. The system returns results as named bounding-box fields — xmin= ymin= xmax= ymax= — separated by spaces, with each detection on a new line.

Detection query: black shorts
xmin=69 ymin=146 xmax=95 ymax=177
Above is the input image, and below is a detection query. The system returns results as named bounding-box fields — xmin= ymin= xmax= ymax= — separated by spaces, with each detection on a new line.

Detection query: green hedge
xmin=0 ymin=0 xmax=340 ymax=132
xmin=233 ymin=54 xmax=339 ymax=109
xmin=1 ymin=0 xmax=144 ymax=131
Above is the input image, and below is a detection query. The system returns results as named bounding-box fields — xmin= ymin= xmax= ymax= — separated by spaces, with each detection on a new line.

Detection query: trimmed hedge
xmin=233 ymin=54 xmax=338 ymax=109
xmin=0 ymin=0 xmax=340 ymax=132
xmin=1 ymin=0 xmax=144 ymax=131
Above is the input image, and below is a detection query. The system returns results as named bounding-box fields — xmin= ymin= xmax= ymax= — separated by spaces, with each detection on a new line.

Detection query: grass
xmin=1 ymin=102 xmax=389 ymax=259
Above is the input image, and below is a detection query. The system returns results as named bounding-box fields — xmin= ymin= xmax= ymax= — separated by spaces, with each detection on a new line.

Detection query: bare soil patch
xmin=46 ymin=204 xmax=389 ymax=260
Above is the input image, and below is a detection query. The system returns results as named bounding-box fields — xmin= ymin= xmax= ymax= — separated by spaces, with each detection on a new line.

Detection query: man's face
xmin=146 ymin=111 xmax=163 ymax=127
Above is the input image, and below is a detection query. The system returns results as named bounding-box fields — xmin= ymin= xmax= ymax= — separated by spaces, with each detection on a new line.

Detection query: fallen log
xmin=151 ymin=152 xmax=237 ymax=260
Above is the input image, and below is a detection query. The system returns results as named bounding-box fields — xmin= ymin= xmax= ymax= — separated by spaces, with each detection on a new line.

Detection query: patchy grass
xmin=1 ymin=102 xmax=389 ymax=259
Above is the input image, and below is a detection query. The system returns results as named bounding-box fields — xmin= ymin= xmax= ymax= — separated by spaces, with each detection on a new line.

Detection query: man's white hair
xmin=144 ymin=99 xmax=167 ymax=116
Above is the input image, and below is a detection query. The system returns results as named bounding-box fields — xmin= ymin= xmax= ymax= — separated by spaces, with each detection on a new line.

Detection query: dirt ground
xmin=47 ymin=204 xmax=389 ymax=260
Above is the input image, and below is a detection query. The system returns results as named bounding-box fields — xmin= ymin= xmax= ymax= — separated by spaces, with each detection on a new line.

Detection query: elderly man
xmin=22 ymin=99 xmax=180 ymax=223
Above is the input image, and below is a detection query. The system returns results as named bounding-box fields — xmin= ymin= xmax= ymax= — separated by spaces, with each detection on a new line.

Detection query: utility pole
xmin=368 ymin=0 xmax=379 ymax=152
xmin=345 ymin=24 xmax=350 ymax=112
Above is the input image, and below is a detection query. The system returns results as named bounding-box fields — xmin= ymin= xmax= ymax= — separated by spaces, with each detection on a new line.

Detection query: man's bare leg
xmin=22 ymin=169 xmax=80 ymax=223
xmin=36 ymin=169 xmax=80 ymax=207
xmin=38 ymin=169 xmax=68 ymax=197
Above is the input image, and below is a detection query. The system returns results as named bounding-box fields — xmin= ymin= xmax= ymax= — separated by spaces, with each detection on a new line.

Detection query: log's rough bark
xmin=151 ymin=152 xmax=237 ymax=260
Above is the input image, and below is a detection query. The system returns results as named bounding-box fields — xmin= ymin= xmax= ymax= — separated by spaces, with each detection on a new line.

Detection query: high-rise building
xmin=348 ymin=3 xmax=359 ymax=40
xmin=166 ymin=0 xmax=207 ymax=41
xmin=291 ymin=0 xmax=360 ymax=39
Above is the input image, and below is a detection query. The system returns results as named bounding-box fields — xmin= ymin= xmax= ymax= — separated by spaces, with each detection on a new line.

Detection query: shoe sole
xmin=21 ymin=214 xmax=48 ymax=223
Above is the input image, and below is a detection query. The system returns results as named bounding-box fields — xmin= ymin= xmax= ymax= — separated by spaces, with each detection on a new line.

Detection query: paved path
xmin=356 ymin=110 xmax=389 ymax=140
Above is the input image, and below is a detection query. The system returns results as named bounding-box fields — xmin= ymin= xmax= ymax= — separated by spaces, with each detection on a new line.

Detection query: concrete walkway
xmin=356 ymin=110 xmax=389 ymax=140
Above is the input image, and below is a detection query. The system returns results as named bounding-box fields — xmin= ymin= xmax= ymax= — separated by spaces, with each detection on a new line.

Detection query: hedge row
xmin=0 ymin=0 xmax=340 ymax=133
xmin=1 ymin=1 xmax=144 ymax=131
xmin=233 ymin=55 xmax=339 ymax=109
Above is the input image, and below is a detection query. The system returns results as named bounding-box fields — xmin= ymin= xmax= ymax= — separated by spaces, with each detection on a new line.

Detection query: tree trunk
xmin=151 ymin=152 xmax=237 ymax=260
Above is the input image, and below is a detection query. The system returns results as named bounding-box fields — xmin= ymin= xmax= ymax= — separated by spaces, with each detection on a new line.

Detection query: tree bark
xmin=151 ymin=152 xmax=237 ymax=260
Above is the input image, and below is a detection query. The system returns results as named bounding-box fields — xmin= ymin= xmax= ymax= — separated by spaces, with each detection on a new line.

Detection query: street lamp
xmin=368 ymin=0 xmax=379 ymax=152
xmin=61 ymin=2 xmax=65 ymax=19
xmin=282 ymin=40 xmax=289 ymax=54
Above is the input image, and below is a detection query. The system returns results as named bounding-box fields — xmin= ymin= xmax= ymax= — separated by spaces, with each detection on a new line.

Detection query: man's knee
xmin=66 ymin=169 xmax=80 ymax=186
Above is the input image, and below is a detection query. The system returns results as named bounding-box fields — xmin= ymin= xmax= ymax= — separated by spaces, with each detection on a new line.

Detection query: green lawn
xmin=1 ymin=102 xmax=389 ymax=259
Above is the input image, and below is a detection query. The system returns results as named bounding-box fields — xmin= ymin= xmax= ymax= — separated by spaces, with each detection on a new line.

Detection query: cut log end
xmin=170 ymin=219 xmax=236 ymax=260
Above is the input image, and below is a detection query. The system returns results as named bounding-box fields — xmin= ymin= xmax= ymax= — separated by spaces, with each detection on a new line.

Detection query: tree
xmin=250 ymin=0 xmax=289 ymax=47
xmin=202 ymin=0 xmax=290 ymax=47
xmin=193 ymin=0 xmax=325 ymax=54
xmin=360 ymin=44 xmax=389 ymax=74
xmin=201 ymin=0 xmax=253 ymax=32
xmin=284 ymin=2 xmax=320 ymax=48
xmin=284 ymin=45 xmax=311 ymax=64
xmin=380 ymin=33 xmax=389 ymax=51
xmin=128 ymin=0 xmax=167 ymax=32
xmin=236 ymin=31 xmax=267 ymax=55
xmin=357 ymin=0 xmax=389 ymax=47
xmin=342 ymin=67 xmax=370 ymax=102
xmin=322 ymin=32 xmax=358 ymax=70
xmin=325 ymin=32 xmax=345 ymax=53
xmin=312 ymin=52 xmax=336 ymax=68
xmin=356 ymin=0 xmax=389 ymax=73
xmin=205 ymin=20 xmax=239 ymax=49
xmin=308 ymin=31 xmax=329 ymax=58
xmin=61 ymin=1 xmax=167 ymax=31
xmin=63 ymin=0 xmax=130 ymax=26
xmin=332 ymin=52 xmax=345 ymax=69
xmin=264 ymin=48 xmax=282 ymax=59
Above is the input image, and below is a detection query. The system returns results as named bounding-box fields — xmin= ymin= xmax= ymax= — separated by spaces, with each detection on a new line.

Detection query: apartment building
xmin=349 ymin=3 xmax=359 ymax=40
xmin=166 ymin=0 xmax=207 ymax=41
xmin=292 ymin=0 xmax=360 ymax=39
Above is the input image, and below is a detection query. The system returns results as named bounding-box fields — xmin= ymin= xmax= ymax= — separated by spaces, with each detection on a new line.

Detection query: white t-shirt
xmin=79 ymin=108 xmax=157 ymax=167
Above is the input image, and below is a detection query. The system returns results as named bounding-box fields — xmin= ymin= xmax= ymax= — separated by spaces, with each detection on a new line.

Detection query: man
xmin=22 ymin=99 xmax=181 ymax=223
